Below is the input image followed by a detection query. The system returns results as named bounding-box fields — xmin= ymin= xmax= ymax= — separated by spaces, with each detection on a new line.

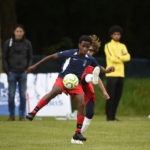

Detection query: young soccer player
xmin=26 ymin=35 xmax=114 ymax=144
xmin=80 ymin=35 xmax=110 ymax=134
xmin=104 ymin=25 xmax=131 ymax=121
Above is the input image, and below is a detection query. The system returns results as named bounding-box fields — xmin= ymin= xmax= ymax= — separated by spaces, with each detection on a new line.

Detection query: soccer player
xmin=80 ymin=35 xmax=110 ymax=134
xmin=26 ymin=35 xmax=114 ymax=144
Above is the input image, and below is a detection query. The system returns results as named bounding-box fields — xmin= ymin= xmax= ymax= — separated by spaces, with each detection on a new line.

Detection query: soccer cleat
xmin=26 ymin=113 xmax=35 ymax=121
xmin=71 ymin=138 xmax=83 ymax=144
xmin=71 ymin=133 xmax=86 ymax=144
xmin=92 ymin=66 xmax=100 ymax=85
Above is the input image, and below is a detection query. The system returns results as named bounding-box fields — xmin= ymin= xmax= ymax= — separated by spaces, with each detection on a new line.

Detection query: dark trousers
xmin=8 ymin=72 xmax=27 ymax=117
xmin=106 ymin=77 xmax=124 ymax=120
xmin=86 ymin=99 xmax=94 ymax=119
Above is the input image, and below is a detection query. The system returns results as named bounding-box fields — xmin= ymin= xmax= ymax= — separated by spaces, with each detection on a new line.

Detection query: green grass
xmin=72 ymin=78 xmax=150 ymax=116
xmin=94 ymin=78 xmax=150 ymax=116
xmin=1 ymin=78 xmax=150 ymax=150
xmin=0 ymin=116 xmax=150 ymax=150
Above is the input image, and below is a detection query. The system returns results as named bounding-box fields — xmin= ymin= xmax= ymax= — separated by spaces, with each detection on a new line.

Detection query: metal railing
xmin=33 ymin=56 xmax=150 ymax=78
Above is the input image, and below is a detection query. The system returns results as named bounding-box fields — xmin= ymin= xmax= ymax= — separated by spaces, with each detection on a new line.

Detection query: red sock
xmin=76 ymin=115 xmax=85 ymax=133
xmin=31 ymin=98 xmax=48 ymax=115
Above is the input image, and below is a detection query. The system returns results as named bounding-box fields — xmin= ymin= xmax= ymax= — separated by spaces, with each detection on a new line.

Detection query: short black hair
xmin=79 ymin=35 xmax=92 ymax=44
xmin=109 ymin=25 xmax=123 ymax=36
xmin=13 ymin=24 xmax=25 ymax=32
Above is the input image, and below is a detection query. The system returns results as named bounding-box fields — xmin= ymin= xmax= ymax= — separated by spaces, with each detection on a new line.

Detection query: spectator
xmin=2 ymin=24 xmax=32 ymax=121
xmin=104 ymin=25 xmax=131 ymax=121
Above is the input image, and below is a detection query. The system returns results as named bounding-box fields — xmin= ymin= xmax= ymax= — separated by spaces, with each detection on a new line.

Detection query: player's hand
xmin=103 ymin=91 xmax=110 ymax=100
xmin=116 ymin=56 xmax=120 ymax=59
xmin=106 ymin=66 xmax=115 ymax=73
xmin=26 ymin=65 xmax=37 ymax=73
xmin=123 ymin=53 xmax=127 ymax=56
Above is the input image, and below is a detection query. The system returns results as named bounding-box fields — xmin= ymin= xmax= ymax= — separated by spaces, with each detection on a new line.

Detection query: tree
xmin=0 ymin=0 xmax=17 ymax=72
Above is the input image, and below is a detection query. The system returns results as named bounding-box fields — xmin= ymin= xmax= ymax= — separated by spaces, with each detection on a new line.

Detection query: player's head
xmin=88 ymin=35 xmax=101 ymax=56
xmin=78 ymin=35 xmax=92 ymax=56
xmin=109 ymin=25 xmax=123 ymax=41
xmin=13 ymin=24 xmax=25 ymax=40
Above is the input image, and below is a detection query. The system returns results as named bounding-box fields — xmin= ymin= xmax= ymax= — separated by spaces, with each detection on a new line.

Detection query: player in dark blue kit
xmin=26 ymin=35 xmax=114 ymax=144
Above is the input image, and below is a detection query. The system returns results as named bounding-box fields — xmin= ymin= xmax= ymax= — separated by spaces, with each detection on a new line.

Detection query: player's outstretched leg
xmin=81 ymin=99 xmax=94 ymax=134
xmin=71 ymin=94 xmax=86 ymax=144
xmin=84 ymin=66 xmax=100 ymax=85
xmin=26 ymin=86 xmax=62 ymax=121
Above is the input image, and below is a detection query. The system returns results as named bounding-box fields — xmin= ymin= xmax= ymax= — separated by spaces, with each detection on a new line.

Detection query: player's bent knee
xmin=52 ymin=86 xmax=62 ymax=95
xmin=45 ymin=86 xmax=62 ymax=100
xmin=86 ymin=112 xmax=94 ymax=119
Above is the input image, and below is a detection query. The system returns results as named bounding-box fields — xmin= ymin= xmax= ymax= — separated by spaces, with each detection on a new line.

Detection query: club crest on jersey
xmin=83 ymin=60 xmax=87 ymax=67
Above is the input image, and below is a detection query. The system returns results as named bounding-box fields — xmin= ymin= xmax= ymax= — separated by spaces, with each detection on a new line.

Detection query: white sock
xmin=85 ymin=74 xmax=93 ymax=83
xmin=81 ymin=117 xmax=92 ymax=134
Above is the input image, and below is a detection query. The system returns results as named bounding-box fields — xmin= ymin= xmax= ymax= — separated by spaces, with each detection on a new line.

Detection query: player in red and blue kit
xmin=26 ymin=35 xmax=114 ymax=144
xmin=81 ymin=35 xmax=110 ymax=134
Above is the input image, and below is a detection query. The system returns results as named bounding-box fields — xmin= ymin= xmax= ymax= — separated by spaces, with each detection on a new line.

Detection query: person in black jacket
xmin=2 ymin=24 xmax=32 ymax=121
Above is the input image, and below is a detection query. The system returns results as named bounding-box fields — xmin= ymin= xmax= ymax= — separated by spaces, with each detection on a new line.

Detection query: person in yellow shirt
xmin=104 ymin=25 xmax=131 ymax=121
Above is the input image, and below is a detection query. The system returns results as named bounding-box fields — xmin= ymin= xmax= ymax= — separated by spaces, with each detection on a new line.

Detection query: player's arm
xmin=91 ymin=55 xmax=115 ymax=74
xmin=104 ymin=44 xmax=122 ymax=63
xmin=100 ymin=65 xmax=115 ymax=74
xmin=26 ymin=53 xmax=58 ymax=73
xmin=98 ymin=77 xmax=110 ymax=100
xmin=119 ymin=45 xmax=131 ymax=62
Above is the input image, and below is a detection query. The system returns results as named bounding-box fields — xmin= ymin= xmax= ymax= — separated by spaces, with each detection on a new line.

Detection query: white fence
xmin=0 ymin=73 xmax=72 ymax=116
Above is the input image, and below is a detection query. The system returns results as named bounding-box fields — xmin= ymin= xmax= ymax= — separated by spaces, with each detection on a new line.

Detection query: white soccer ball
xmin=63 ymin=74 xmax=79 ymax=89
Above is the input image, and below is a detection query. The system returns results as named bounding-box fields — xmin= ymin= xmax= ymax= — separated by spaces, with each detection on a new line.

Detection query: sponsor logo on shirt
xmin=83 ymin=60 xmax=87 ymax=67
xmin=73 ymin=58 xmax=78 ymax=61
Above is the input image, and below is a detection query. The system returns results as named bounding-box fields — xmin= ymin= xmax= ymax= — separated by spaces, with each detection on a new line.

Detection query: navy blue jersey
xmin=57 ymin=49 xmax=99 ymax=80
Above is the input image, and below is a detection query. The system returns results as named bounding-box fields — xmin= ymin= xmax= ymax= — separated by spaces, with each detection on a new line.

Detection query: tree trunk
xmin=0 ymin=23 xmax=2 ymax=72
xmin=0 ymin=0 xmax=17 ymax=72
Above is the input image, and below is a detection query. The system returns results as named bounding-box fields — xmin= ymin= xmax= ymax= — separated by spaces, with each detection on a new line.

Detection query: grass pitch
xmin=0 ymin=116 xmax=150 ymax=150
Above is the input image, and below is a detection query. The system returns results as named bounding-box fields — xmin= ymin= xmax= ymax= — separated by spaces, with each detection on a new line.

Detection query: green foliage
xmin=0 ymin=116 xmax=150 ymax=150
xmin=41 ymin=37 xmax=74 ymax=54
xmin=16 ymin=0 xmax=150 ymax=58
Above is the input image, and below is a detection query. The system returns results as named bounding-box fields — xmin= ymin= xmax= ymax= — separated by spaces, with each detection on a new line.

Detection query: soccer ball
xmin=63 ymin=74 xmax=79 ymax=89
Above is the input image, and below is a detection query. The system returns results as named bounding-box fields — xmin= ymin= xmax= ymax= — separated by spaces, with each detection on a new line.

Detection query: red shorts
xmin=53 ymin=78 xmax=84 ymax=98
xmin=81 ymin=65 xmax=96 ymax=105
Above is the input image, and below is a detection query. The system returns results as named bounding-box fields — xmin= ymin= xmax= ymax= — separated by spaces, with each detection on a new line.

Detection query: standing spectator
xmin=104 ymin=25 xmax=131 ymax=121
xmin=2 ymin=24 xmax=32 ymax=121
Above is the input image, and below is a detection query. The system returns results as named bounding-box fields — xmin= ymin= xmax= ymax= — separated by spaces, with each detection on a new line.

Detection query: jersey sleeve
xmin=104 ymin=44 xmax=122 ymax=63
xmin=57 ymin=49 xmax=77 ymax=59
xmin=91 ymin=57 xmax=99 ymax=67
xmin=119 ymin=44 xmax=131 ymax=62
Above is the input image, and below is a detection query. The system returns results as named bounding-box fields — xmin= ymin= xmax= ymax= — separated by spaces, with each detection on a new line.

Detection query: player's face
xmin=111 ymin=32 xmax=121 ymax=41
xmin=78 ymin=41 xmax=91 ymax=56
xmin=88 ymin=46 xmax=96 ymax=56
xmin=14 ymin=27 xmax=25 ymax=40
